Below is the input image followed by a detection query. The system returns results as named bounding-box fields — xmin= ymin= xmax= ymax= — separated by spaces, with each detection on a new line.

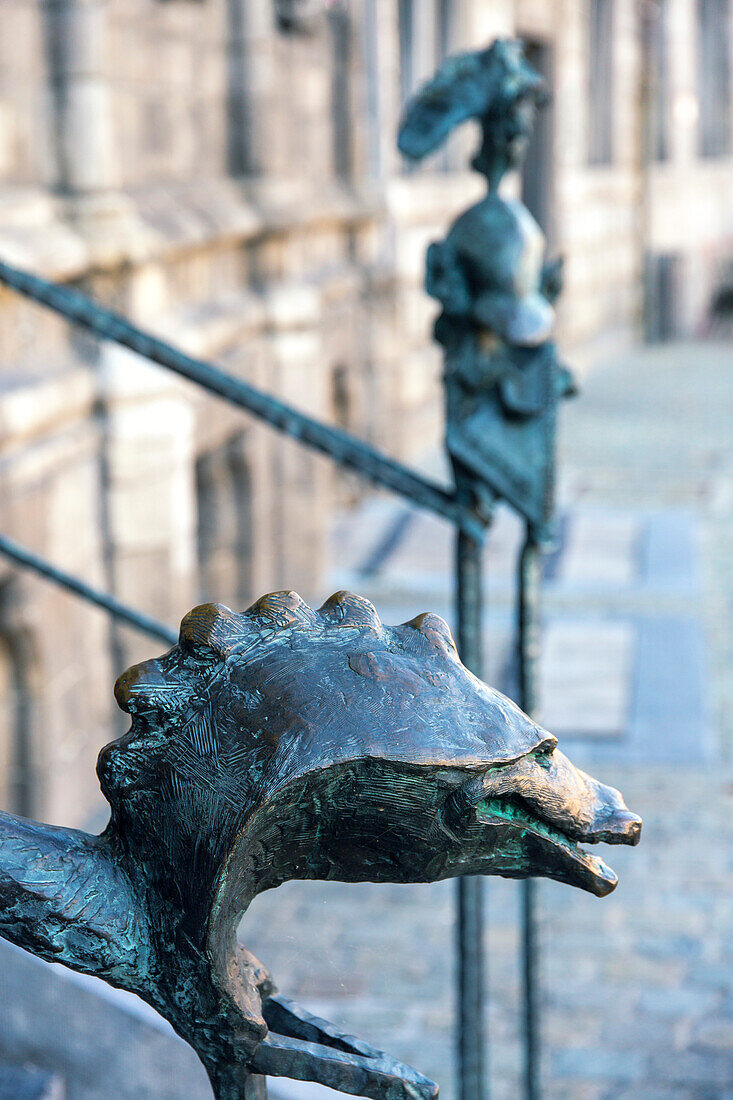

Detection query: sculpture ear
xmin=0 ymin=812 xmax=151 ymax=994
xmin=540 ymin=256 xmax=565 ymax=304
xmin=398 ymin=50 xmax=492 ymax=159
xmin=426 ymin=240 xmax=471 ymax=316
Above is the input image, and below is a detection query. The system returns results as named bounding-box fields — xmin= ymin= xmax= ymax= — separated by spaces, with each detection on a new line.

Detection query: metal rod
xmin=0 ymin=533 xmax=178 ymax=647
xmin=205 ymin=1062 xmax=265 ymax=1100
xmin=455 ymin=528 xmax=487 ymax=1100
xmin=521 ymin=878 xmax=539 ymax=1100
xmin=0 ymin=260 xmax=484 ymax=543
xmin=517 ymin=529 xmax=542 ymax=1100
xmin=517 ymin=529 xmax=541 ymax=717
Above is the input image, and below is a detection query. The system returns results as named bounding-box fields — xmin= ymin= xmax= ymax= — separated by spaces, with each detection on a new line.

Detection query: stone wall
xmin=0 ymin=0 xmax=730 ymax=827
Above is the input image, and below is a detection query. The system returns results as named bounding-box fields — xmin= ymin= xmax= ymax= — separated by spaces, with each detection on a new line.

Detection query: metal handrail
xmin=0 ymin=261 xmax=484 ymax=544
xmin=0 ymin=259 xmax=488 ymax=1099
xmin=0 ymin=533 xmax=177 ymax=646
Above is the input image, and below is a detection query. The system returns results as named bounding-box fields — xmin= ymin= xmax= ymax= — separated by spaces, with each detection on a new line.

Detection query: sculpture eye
xmin=426 ymin=240 xmax=471 ymax=315
xmin=532 ymin=732 xmax=558 ymax=758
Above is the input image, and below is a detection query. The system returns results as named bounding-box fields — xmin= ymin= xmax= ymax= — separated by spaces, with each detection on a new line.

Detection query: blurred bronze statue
xmin=399 ymin=40 xmax=576 ymax=539
xmin=0 ymin=590 xmax=640 ymax=1099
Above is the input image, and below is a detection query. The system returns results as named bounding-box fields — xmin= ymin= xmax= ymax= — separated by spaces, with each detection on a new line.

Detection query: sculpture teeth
xmin=475 ymin=797 xmax=580 ymax=849
xmin=474 ymin=797 xmax=616 ymax=884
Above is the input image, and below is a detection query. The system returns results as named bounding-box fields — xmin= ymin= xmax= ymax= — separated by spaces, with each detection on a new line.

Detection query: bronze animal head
xmin=0 ymin=591 xmax=640 ymax=1099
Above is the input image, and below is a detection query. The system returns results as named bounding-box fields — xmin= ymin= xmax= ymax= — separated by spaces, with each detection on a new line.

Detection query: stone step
xmin=0 ymin=1064 xmax=65 ymax=1100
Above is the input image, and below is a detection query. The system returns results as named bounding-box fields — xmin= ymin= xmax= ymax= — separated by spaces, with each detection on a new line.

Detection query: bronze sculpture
xmin=399 ymin=39 xmax=575 ymax=540
xmin=0 ymin=590 xmax=640 ymax=1099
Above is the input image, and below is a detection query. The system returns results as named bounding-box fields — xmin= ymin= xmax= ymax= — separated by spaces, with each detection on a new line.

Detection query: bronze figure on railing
xmin=399 ymin=39 xmax=575 ymax=540
xmin=0 ymin=36 xmax=639 ymax=1100
xmin=0 ymin=590 xmax=640 ymax=1100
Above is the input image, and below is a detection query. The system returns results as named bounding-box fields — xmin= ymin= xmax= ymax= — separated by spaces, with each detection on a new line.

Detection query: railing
xmin=0 ymin=35 xmax=562 ymax=1090
xmin=0 ymin=531 xmax=177 ymax=647
xmin=0 ymin=257 xmax=503 ymax=1100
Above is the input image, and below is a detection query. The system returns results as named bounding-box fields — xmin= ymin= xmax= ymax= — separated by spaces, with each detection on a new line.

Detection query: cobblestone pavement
xmin=248 ymin=341 xmax=733 ymax=1100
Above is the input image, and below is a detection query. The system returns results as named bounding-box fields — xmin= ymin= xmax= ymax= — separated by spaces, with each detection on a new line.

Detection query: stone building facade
xmin=0 ymin=0 xmax=730 ymax=828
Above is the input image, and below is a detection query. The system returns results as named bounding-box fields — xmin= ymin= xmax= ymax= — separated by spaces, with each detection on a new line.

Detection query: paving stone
xmin=0 ymin=1064 xmax=65 ymax=1100
xmin=539 ymin=619 xmax=633 ymax=737
xmin=650 ymin=1050 xmax=733 ymax=1089
xmin=310 ymin=343 xmax=733 ymax=1098
xmin=690 ymin=1016 xmax=733 ymax=1052
xmin=552 ymin=1048 xmax=645 ymax=1082
xmin=611 ymin=1088 xmax=695 ymax=1100
xmin=640 ymin=510 xmax=700 ymax=593
xmin=558 ymin=510 xmax=640 ymax=587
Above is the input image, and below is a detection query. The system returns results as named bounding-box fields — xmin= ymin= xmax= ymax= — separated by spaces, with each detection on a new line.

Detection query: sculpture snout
xmin=578 ymin=792 xmax=641 ymax=847
xmin=472 ymin=747 xmax=641 ymax=847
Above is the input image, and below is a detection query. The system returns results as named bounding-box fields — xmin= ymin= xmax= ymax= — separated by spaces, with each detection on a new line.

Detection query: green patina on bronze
xmin=0 ymin=590 xmax=640 ymax=1099
xmin=0 ymin=34 xmax=642 ymax=1100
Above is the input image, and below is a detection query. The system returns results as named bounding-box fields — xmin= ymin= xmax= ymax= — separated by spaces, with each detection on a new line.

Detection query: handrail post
xmin=398 ymin=39 xmax=577 ymax=1099
xmin=398 ymin=39 xmax=564 ymax=1100
xmin=517 ymin=529 xmax=542 ymax=1100
xmin=455 ymin=528 xmax=487 ymax=1100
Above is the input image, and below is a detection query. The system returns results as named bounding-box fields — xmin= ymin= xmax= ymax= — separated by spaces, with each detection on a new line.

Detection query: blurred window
xmin=329 ymin=3 xmax=353 ymax=180
xmin=331 ymin=364 xmax=351 ymax=430
xmin=435 ymin=0 xmax=461 ymax=171
xmin=436 ymin=0 xmax=457 ymax=63
xmin=398 ymin=0 xmax=417 ymax=175
xmin=363 ymin=0 xmax=382 ymax=178
xmin=645 ymin=0 xmax=672 ymax=161
xmin=275 ymin=0 xmax=318 ymax=33
xmin=0 ymin=597 xmax=33 ymax=819
xmin=588 ymin=0 xmax=615 ymax=165
xmin=696 ymin=0 xmax=732 ymax=157
xmin=521 ymin=39 xmax=555 ymax=242
xmin=196 ymin=434 xmax=253 ymax=608
xmin=398 ymin=0 xmax=416 ymax=108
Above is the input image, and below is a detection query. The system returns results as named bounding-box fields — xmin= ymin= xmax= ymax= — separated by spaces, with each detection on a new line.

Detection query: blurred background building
xmin=0 ymin=0 xmax=731 ymax=834
xmin=0 ymin=3 xmax=732 ymax=1098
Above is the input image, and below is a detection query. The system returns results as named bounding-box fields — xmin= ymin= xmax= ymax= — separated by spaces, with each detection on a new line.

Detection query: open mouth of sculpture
xmin=474 ymin=795 xmax=620 ymax=895
xmin=452 ymin=744 xmax=643 ymax=897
